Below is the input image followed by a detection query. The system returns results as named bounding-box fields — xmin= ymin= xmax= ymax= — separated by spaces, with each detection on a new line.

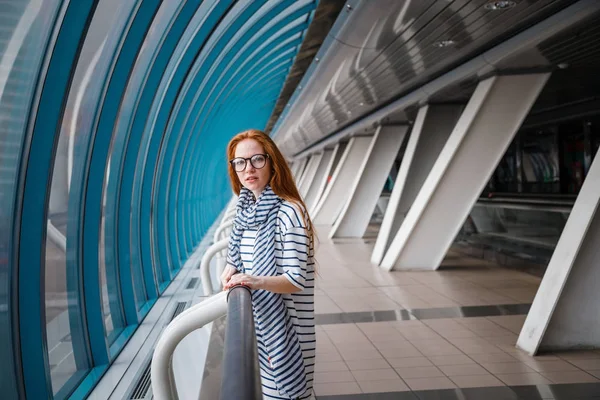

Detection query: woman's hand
xmin=224 ymin=273 xmax=264 ymax=291
xmin=220 ymin=265 xmax=238 ymax=290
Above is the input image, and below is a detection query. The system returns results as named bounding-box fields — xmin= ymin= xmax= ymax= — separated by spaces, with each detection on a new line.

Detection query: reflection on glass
xmin=0 ymin=0 xmax=72 ymax=396
xmin=470 ymin=205 xmax=569 ymax=250
xmin=44 ymin=0 xmax=126 ymax=391
xmin=74 ymin=0 xmax=125 ymax=345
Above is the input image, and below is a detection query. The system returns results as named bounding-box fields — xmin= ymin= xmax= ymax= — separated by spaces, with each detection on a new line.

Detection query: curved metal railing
xmin=200 ymin=238 xmax=229 ymax=296
xmin=151 ymin=198 xmax=240 ymax=399
xmin=151 ymin=291 xmax=228 ymax=400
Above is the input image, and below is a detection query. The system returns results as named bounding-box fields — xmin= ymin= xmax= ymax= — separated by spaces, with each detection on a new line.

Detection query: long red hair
xmin=226 ymin=129 xmax=316 ymax=246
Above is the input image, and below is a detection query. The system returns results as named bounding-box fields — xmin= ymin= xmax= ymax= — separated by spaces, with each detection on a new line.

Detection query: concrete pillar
xmin=298 ymin=152 xmax=323 ymax=198
xmin=380 ymin=73 xmax=550 ymax=271
xmin=330 ymin=125 xmax=408 ymax=238
xmin=517 ymin=154 xmax=600 ymax=354
xmin=305 ymin=148 xmax=335 ymax=212
xmin=296 ymin=156 xmax=312 ymax=188
xmin=371 ymin=105 xmax=463 ymax=265
xmin=313 ymin=136 xmax=373 ymax=225
xmin=292 ymin=157 xmax=308 ymax=182
xmin=289 ymin=161 xmax=300 ymax=179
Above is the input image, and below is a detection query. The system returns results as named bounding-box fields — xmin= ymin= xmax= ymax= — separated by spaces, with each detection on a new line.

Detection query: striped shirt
xmin=239 ymin=201 xmax=315 ymax=399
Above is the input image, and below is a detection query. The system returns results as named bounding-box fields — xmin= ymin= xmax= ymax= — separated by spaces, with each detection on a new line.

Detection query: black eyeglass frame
xmin=229 ymin=153 xmax=270 ymax=172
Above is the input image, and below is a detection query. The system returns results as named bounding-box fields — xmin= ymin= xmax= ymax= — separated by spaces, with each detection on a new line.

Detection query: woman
xmin=221 ymin=129 xmax=316 ymax=399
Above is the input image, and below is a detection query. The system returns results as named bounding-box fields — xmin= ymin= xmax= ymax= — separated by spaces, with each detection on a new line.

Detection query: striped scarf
xmin=227 ymin=186 xmax=308 ymax=398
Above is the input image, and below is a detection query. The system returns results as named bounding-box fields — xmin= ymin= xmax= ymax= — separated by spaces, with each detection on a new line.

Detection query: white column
xmin=517 ymin=154 xmax=600 ymax=354
xmin=381 ymin=73 xmax=550 ymax=271
xmin=371 ymin=105 xmax=463 ymax=265
xmin=330 ymin=125 xmax=407 ymax=238
xmin=290 ymin=160 xmax=302 ymax=180
xmin=296 ymin=157 xmax=311 ymax=187
xmin=313 ymin=136 xmax=374 ymax=225
xmin=305 ymin=148 xmax=336 ymax=212
xmin=291 ymin=158 xmax=308 ymax=182
xmin=298 ymin=152 xmax=323 ymax=198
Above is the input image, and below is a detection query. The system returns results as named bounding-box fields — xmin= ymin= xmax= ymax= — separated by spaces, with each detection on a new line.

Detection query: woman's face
xmin=234 ymin=138 xmax=272 ymax=197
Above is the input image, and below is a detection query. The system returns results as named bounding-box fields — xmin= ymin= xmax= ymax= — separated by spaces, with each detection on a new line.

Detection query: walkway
xmin=312 ymin=226 xmax=600 ymax=399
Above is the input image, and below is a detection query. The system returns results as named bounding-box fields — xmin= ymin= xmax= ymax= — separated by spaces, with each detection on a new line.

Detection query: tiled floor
xmin=312 ymin=228 xmax=600 ymax=398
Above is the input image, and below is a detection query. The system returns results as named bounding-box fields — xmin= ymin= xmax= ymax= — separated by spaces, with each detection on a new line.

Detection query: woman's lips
xmin=246 ymin=176 xmax=258 ymax=182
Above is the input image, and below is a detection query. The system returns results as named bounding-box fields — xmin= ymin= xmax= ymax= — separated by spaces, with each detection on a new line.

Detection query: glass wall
xmin=0 ymin=1 xmax=64 ymax=397
xmin=487 ymin=117 xmax=600 ymax=196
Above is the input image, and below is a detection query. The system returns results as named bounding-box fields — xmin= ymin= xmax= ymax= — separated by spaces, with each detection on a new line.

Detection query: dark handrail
xmin=220 ymin=285 xmax=262 ymax=400
xmin=478 ymin=193 xmax=575 ymax=209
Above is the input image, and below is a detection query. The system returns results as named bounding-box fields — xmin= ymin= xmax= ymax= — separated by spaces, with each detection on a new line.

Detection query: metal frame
xmin=17 ymin=1 xmax=98 ymax=398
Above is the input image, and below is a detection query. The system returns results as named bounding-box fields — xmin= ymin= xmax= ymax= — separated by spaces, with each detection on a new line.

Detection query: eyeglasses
xmin=229 ymin=153 xmax=269 ymax=172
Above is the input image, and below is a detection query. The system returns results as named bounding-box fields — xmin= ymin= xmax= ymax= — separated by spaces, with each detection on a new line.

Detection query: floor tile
xmin=340 ymin=349 xmax=385 ymax=361
xmin=344 ymin=358 xmax=392 ymax=371
xmin=590 ymin=370 xmax=600 ymax=379
xmin=314 ymin=370 xmax=356 ymax=383
xmin=313 ymin=381 xmax=362 ymax=396
xmin=316 ymin=352 xmax=343 ymax=362
xmin=495 ymin=372 xmax=553 ymax=386
xmin=395 ymin=366 xmax=445 ymax=379
xmin=315 ymin=361 xmax=349 ymax=372
xmin=380 ymin=346 xmax=423 ymax=359
xmin=439 ymin=363 xmax=490 ymax=376
xmin=387 ymin=357 xmax=433 ymax=368
xmin=555 ymin=351 xmax=600 ymax=361
xmin=467 ymin=352 xmax=517 ymax=364
xmin=352 ymin=368 xmax=400 ymax=381
xmin=335 ymin=342 xmax=378 ymax=352
xmin=404 ymin=376 xmax=457 ymax=391
xmin=523 ymin=360 xmax=582 ymax=372
xmin=480 ymin=362 xmax=536 ymax=374
xmin=357 ymin=379 xmax=412 ymax=394
xmin=372 ymin=339 xmax=413 ymax=350
xmin=541 ymin=370 xmax=600 ymax=384
xmin=428 ymin=354 xmax=476 ymax=366
xmin=568 ymin=359 xmax=600 ymax=370
xmin=449 ymin=374 xmax=505 ymax=388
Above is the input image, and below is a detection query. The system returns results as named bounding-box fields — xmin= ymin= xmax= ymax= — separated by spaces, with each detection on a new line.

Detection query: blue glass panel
xmin=126 ymin=0 xmax=201 ymax=294
xmin=0 ymin=1 xmax=64 ymax=397
xmin=18 ymin=0 xmax=98 ymax=397
xmin=164 ymin=0 xmax=266 ymax=263
xmin=82 ymin=0 xmax=128 ymax=348
xmin=153 ymin=0 xmax=234 ymax=274
xmin=184 ymin=32 xmax=305 ymax=241
xmin=179 ymin=6 xmax=312 ymax=247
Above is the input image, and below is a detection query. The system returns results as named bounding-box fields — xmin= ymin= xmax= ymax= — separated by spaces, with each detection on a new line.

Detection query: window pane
xmin=70 ymin=0 xmax=126 ymax=347
xmin=45 ymin=0 xmax=126 ymax=391
xmin=0 ymin=0 xmax=64 ymax=396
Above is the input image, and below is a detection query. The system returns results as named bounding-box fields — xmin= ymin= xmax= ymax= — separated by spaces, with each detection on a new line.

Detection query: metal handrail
xmin=200 ymin=238 xmax=230 ymax=296
xmin=220 ymin=286 xmax=262 ymax=400
xmin=476 ymin=198 xmax=573 ymax=213
xmin=151 ymin=199 xmax=240 ymax=399
xmin=151 ymin=291 xmax=228 ymax=400
xmin=213 ymin=219 xmax=233 ymax=243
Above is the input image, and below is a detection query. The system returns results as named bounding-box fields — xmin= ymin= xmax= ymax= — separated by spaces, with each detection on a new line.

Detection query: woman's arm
xmin=224 ymin=273 xmax=301 ymax=293
xmin=224 ymin=223 xmax=309 ymax=293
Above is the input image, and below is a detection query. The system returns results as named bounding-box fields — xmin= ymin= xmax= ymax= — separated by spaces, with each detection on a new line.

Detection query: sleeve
xmin=280 ymin=226 xmax=309 ymax=290
xmin=226 ymin=227 xmax=243 ymax=273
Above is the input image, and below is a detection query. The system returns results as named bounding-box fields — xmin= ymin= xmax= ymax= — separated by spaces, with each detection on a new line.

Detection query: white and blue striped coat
xmin=237 ymin=201 xmax=315 ymax=399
